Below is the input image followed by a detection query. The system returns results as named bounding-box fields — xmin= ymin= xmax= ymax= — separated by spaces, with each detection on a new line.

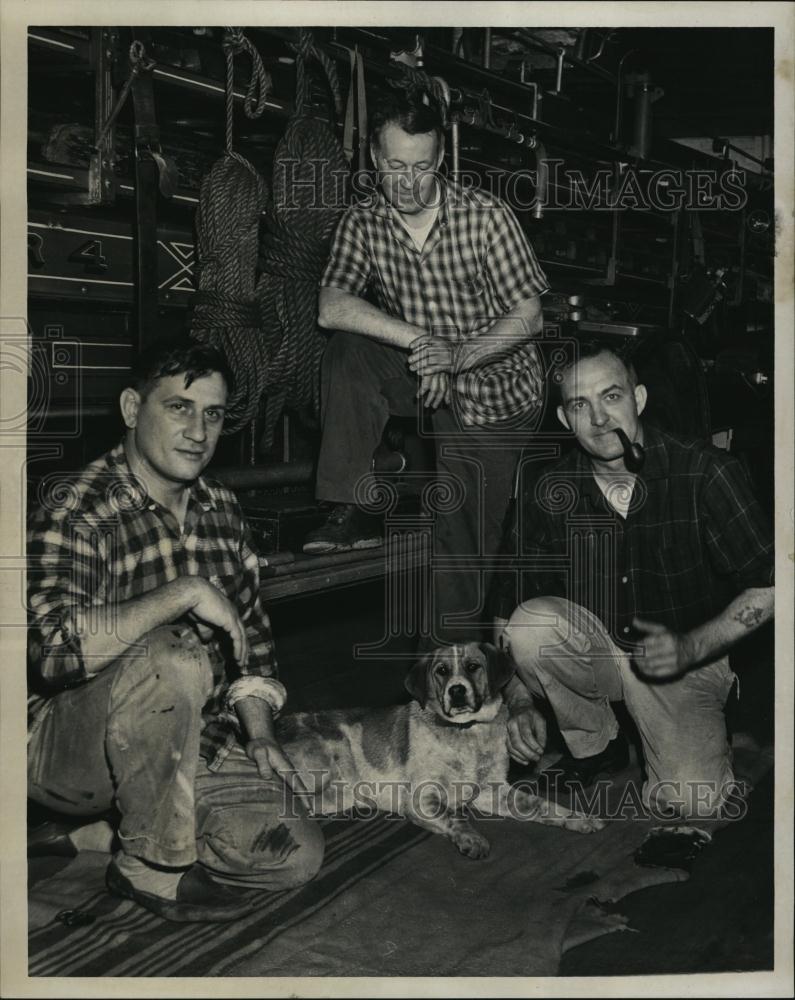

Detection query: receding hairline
xmin=371 ymin=121 xmax=444 ymax=152
xmin=564 ymin=348 xmax=636 ymax=382
xmin=141 ymin=369 xmax=229 ymax=395
xmin=558 ymin=349 xmax=639 ymax=404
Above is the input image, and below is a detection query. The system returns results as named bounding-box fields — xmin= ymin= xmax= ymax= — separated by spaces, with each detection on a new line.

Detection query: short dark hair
xmin=369 ymin=89 xmax=445 ymax=150
xmin=129 ymin=335 xmax=234 ymax=400
xmin=552 ymin=338 xmax=638 ymax=404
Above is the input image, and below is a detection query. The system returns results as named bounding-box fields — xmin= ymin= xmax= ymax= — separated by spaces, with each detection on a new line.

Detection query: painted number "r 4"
xmin=68 ymin=239 xmax=109 ymax=275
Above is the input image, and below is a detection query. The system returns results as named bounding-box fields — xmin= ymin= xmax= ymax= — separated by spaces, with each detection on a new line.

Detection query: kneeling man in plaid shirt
xmin=494 ymin=341 xmax=775 ymax=820
xmin=27 ymin=336 xmax=323 ymax=922
xmin=304 ymin=88 xmax=549 ymax=648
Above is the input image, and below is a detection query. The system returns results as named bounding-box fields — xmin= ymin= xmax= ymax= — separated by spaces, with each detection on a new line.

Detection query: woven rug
xmin=28 ymin=741 xmax=771 ymax=978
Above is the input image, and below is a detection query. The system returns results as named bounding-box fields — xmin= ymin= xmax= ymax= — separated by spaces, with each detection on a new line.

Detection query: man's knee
xmin=199 ymin=804 xmax=325 ymax=890
xmin=505 ymin=596 xmax=572 ymax=665
xmin=279 ymin=815 xmax=325 ymax=887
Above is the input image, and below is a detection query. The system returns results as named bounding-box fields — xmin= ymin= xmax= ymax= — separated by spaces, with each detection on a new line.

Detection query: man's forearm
xmin=684 ymin=586 xmax=774 ymax=668
xmin=318 ymin=286 xmax=423 ymax=350
xmin=503 ymin=674 xmax=535 ymax=712
xmin=235 ymin=695 xmax=276 ymax=743
xmin=457 ymin=295 xmax=544 ymax=372
xmin=77 ymin=577 xmax=200 ymax=674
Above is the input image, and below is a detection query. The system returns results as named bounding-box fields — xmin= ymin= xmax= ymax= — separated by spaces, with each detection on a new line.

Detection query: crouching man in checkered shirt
xmin=304 ymin=88 xmax=549 ymax=649
xmin=27 ymin=336 xmax=323 ymax=922
xmin=493 ymin=342 xmax=775 ymax=821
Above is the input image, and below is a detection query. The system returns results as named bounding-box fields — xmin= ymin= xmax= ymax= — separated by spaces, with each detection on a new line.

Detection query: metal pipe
xmin=586 ymin=30 xmax=614 ymax=63
xmin=483 ymin=27 xmax=492 ymax=70
xmin=211 ymin=461 xmax=314 ymax=489
xmin=712 ymin=137 xmax=772 ymax=170
xmin=531 ymin=139 xmax=548 ymax=220
xmin=450 ymin=116 xmax=460 ymax=179
xmin=628 ymin=72 xmax=662 ymax=160
xmin=614 ymin=49 xmax=639 ymax=145
xmin=510 ymin=29 xmax=616 ymax=84
xmin=554 ymin=46 xmax=565 ymax=94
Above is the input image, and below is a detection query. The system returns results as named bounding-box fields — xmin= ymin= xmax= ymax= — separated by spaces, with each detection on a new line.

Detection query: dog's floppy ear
xmin=405 ymin=653 xmax=434 ymax=708
xmin=479 ymin=641 xmax=515 ymax=694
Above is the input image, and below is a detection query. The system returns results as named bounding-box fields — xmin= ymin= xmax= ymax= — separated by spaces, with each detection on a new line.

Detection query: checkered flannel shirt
xmin=321 ymin=178 xmax=550 ymax=426
xmin=27 ymin=442 xmax=284 ymax=770
xmin=492 ymin=424 xmax=774 ymax=644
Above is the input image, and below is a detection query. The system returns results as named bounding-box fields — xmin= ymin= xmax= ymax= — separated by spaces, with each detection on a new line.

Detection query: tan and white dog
xmin=276 ymin=642 xmax=604 ymax=859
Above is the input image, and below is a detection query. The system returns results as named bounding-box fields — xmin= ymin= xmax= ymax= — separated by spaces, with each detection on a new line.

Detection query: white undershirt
xmin=594 ymin=473 xmax=636 ymax=519
xmin=395 ymin=205 xmax=439 ymax=252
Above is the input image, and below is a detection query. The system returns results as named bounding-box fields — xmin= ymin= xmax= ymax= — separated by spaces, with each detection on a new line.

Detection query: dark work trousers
xmin=316 ymin=331 xmax=529 ymax=650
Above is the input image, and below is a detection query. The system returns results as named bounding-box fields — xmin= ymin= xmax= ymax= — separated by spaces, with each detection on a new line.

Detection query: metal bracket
xmin=90 ymin=27 xmax=120 ymax=205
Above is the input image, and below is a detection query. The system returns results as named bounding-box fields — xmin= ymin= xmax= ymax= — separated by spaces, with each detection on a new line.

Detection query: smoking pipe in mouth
xmin=614 ymin=427 xmax=645 ymax=472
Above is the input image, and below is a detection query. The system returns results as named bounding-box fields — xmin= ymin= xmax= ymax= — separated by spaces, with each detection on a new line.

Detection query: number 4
xmin=68 ymin=239 xmax=108 ymax=274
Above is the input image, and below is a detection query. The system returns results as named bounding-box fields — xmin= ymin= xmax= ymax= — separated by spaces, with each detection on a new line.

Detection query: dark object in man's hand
xmin=634 ymin=825 xmax=712 ymax=871
xmin=614 ymin=427 xmax=645 ymax=472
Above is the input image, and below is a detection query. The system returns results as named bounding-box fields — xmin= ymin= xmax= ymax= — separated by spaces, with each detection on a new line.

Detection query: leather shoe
xmin=28 ymin=821 xmax=78 ymax=859
xmin=106 ymin=859 xmax=257 ymax=923
xmin=552 ymin=733 xmax=630 ymax=789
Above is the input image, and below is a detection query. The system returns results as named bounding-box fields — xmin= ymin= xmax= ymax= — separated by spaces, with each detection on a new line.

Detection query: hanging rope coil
xmin=254 ymin=112 xmax=349 ymax=445
xmin=222 ymin=27 xmax=272 ymax=153
xmin=191 ymin=29 xmax=348 ymax=447
xmin=190 ymin=151 xmax=270 ymax=431
xmin=292 ymin=28 xmax=343 ymax=118
xmin=388 ymin=63 xmax=450 ymax=125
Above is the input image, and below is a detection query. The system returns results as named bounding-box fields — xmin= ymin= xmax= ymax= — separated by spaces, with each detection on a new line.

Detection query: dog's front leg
xmin=471 ymin=783 xmax=605 ymax=834
xmin=406 ymin=783 xmax=491 ymax=859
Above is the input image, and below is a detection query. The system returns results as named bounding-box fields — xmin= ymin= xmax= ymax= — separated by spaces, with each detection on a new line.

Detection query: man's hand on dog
xmin=246 ymin=736 xmax=295 ymax=782
xmin=507 ymin=705 xmax=547 ymax=765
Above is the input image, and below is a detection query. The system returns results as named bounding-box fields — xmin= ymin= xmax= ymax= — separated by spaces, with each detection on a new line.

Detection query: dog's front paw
xmin=452 ymin=827 xmax=491 ymax=859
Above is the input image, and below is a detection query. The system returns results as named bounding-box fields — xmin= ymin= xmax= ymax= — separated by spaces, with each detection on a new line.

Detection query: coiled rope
xmin=191 ymin=28 xmax=347 ymax=446
xmin=292 ymin=27 xmax=343 ymax=118
xmin=190 ymin=29 xmax=271 ymax=432
xmin=222 ymin=27 xmax=272 ymax=153
xmin=253 ymin=28 xmax=347 ymax=446
xmin=388 ymin=63 xmax=450 ymax=125
xmin=190 ymin=150 xmax=269 ymax=431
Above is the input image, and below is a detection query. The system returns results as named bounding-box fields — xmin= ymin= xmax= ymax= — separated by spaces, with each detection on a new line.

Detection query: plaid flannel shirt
xmin=321 ymin=178 xmax=549 ymax=426
xmin=27 ymin=442 xmax=284 ymax=770
xmin=493 ymin=425 xmax=774 ymax=644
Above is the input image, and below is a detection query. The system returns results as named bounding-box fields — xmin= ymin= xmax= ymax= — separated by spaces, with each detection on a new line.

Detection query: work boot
xmin=303 ymin=503 xmax=383 ymax=554
xmin=106 ymin=858 xmax=257 ymax=923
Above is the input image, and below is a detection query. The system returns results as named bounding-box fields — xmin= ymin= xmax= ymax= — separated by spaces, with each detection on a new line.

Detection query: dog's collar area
xmin=429 ymin=713 xmax=482 ymax=730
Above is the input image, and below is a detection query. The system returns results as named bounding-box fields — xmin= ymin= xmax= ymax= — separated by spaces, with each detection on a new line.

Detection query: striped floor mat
xmin=28 ymin=815 xmax=429 ymax=977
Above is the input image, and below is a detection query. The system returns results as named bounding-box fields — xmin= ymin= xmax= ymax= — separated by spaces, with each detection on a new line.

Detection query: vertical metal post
xmin=667 ymin=209 xmax=680 ymax=329
xmin=133 ymin=150 xmax=160 ymax=351
xmin=483 ymin=27 xmax=491 ymax=69
xmin=130 ymin=29 xmax=160 ymax=351
xmin=89 ymin=27 xmax=118 ymax=205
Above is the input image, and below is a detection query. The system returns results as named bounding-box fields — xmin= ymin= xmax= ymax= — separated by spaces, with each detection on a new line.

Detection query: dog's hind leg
xmin=405 ymin=784 xmax=491 ymax=859
xmin=471 ymin=784 xmax=605 ymax=834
